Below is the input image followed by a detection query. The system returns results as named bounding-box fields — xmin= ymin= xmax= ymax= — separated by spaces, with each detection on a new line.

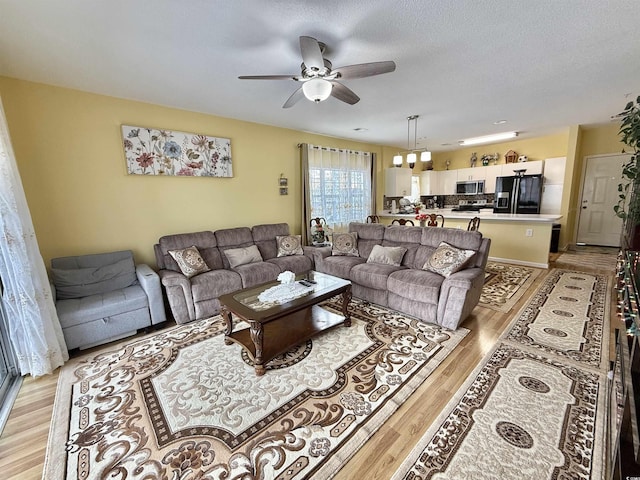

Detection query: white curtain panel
xmin=0 ymin=98 xmax=68 ymax=376
xmin=306 ymin=145 xmax=372 ymax=234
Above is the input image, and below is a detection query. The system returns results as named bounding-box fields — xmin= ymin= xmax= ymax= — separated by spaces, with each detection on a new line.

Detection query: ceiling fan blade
xmin=330 ymin=81 xmax=360 ymax=105
xmin=282 ymin=86 xmax=305 ymax=108
xmin=332 ymin=61 xmax=396 ymax=79
xmin=299 ymin=36 xmax=324 ymax=71
xmin=238 ymin=75 xmax=298 ymax=80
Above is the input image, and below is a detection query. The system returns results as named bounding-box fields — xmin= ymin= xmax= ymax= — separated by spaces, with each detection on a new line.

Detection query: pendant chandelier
xmin=393 ymin=115 xmax=432 ymax=168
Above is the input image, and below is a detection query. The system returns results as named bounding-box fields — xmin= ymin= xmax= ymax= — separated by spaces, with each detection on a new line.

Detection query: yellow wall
xmin=0 ymin=77 xmax=384 ymax=266
xmin=0 ymin=75 xmax=628 ymax=268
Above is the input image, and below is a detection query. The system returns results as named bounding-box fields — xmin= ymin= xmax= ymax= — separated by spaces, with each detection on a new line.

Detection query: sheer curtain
xmin=301 ymin=144 xmax=375 ymax=243
xmin=0 ymin=97 xmax=68 ymax=377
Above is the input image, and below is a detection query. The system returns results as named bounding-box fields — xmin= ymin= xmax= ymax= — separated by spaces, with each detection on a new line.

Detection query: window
xmin=304 ymin=146 xmax=373 ymax=233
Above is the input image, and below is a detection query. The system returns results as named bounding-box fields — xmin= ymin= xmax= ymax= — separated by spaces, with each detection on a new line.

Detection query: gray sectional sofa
xmin=311 ymin=222 xmax=491 ymax=330
xmin=154 ymin=221 xmax=490 ymax=331
xmin=154 ymin=223 xmax=313 ymax=324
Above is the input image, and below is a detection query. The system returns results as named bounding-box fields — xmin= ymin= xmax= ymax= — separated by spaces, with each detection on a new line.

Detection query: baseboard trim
xmin=488 ymin=256 xmax=548 ymax=269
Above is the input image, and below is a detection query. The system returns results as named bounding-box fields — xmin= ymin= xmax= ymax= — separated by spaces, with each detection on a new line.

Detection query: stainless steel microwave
xmin=456 ymin=180 xmax=485 ymax=195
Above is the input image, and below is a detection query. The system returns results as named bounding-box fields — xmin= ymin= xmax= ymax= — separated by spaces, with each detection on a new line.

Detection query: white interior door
xmin=576 ymin=154 xmax=630 ymax=246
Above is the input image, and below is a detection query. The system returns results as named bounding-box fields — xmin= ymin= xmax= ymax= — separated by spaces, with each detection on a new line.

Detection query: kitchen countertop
xmin=378 ymin=209 xmax=562 ymax=223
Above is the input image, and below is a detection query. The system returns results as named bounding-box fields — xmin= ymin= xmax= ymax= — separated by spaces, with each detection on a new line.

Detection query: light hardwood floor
xmin=0 ymin=257 xmax=619 ymax=480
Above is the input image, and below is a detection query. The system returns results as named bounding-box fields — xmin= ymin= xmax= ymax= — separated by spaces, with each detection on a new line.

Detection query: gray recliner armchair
xmin=50 ymin=250 xmax=166 ymax=350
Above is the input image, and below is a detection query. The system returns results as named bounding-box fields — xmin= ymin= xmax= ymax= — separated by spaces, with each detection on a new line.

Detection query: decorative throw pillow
xmin=331 ymin=232 xmax=359 ymax=256
xmin=276 ymin=235 xmax=304 ymax=257
xmin=169 ymin=246 xmax=211 ymax=278
xmin=224 ymin=244 xmax=263 ymax=269
xmin=423 ymin=241 xmax=476 ymax=277
xmin=366 ymin=245 xmax=407 ymax=266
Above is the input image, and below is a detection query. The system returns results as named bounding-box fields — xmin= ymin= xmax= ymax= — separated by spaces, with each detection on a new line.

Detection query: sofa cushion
xmin=349 ymin=222 xmax=386 ymax=260
xmin=332 ymin=232 xmax=359 ymax=256
xmin=366 ymin=245 xmax=407 ymax=266
xmin=267 ymin=255 xmax=313 ymax=274
xmin=157 ymin=231 xmax=223 ymax=272
xmin=276 ymin=235 xmax=304 ymax=257
xmin=190 ymin=269 xmax=243 ymax=302
xmin=55 ymin=284 xmax=148 ymax=327
xmin=351 ymin=262 xmax=404 ymax=290
xmin=52 ymin=257 xmax=137 ymax=300
xmin=388 ymin=269 xmax=443 ymax=304
xmin=224 ymin=245 xmax=263 ymax=269
xmin=423 ymin=241 xmax=476 ymax=277
xmin=381 ymin=225 xmax=422 ymax=266
xmin=253 ymin=223 xmax=290 ymax=260
xmin=168 ymin=246 xmax=211 ymax=278
xmin=233 ymin=261 xmax=281 ymax=288
xmin=319 ymin=255 xmax=366 ymax=279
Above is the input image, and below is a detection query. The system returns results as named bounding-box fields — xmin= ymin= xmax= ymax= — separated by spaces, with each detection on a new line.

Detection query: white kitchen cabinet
xmin=457 ymin=166 xmax=487 ymax=182
xmin=385 ymin=167 xmax=412 ymax=197
xmin=483 ymin=164 xmax=503 ymax=193
xmin=542 ymin=157 xmax=566 ymax=185
xmin=501 ymin=160 xmax=544 ymax=176
xmin=420 ymin=170 xmax=439 ymax=195
xmin=439 ymin=170 xmax=458 ymax=196
xmin=540 ymin=157 xmax=566 ymax=215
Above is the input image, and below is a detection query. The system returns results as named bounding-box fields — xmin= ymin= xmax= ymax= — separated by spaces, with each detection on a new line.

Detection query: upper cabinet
xmin=457 ymin=166 xmax=487 ymax=182
xmin=420 ymin=170 xmax=438 ymax=196
xmin=385 ymin=167 xmax=412 ymax=197
xmin=501 ymin=160 xmax=544 ymax=176
xmin=542 ymin=157 xmax=566 ymax=184
xmin=484 ymin=164 xmax=503 ymax=193
xmin=439 ymin=170 xmax=458 ymax=196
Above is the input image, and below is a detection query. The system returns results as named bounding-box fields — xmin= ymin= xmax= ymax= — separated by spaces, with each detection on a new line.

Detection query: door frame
xmin=573 ymin=152 xmax=631 ymax=247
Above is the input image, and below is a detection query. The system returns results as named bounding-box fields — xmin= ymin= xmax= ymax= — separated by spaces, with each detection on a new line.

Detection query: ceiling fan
xmin=238 ymin=36 xmax=396 ymax=108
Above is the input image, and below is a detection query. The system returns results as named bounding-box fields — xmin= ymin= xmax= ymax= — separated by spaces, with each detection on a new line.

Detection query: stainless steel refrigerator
xmin=493 ymin=174 xmax=543 ymax=214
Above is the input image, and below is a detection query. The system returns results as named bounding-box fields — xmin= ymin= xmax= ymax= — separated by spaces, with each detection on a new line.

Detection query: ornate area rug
xmin=479 ymin=262 xmax=542 ymax=313
xmin=43 ymin=298 xmax=468 ymax=480
xmin=392 ymin=268 xmax=611 ymax=480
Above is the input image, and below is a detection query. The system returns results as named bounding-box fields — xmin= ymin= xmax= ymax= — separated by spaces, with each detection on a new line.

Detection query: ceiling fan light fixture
xmin=302 ymin=78 xmax=332 ymax=103
xmin=460 ymin=131 xmax=518 ymax=146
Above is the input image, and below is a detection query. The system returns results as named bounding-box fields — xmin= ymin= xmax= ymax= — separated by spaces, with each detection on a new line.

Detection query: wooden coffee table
xmin=219 ymin=271 xmax=352 ymax=376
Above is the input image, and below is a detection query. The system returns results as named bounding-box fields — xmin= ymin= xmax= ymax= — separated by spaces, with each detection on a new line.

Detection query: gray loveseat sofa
xmin=311 ymin=222 xmax=491 ymax=330
xmin=154 ymin=223 xmax=313 ymax=324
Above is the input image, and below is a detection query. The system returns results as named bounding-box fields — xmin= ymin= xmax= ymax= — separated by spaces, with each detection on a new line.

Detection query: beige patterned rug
xmin=43 ymin=298 xmax=468 ymax=480
xmin=392 ymin=269 xmax=611 ymax=480
xmin=479 ymin=262 xmax=543 ymax=313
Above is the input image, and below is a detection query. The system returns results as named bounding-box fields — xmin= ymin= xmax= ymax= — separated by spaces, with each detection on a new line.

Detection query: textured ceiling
xmin=1 ymin=0 xmax=639 ymax=151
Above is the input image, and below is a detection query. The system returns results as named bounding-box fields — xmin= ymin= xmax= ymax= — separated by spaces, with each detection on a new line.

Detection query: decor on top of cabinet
xmin=122 ymin=125 xmax=232 ymax=177
xmin=470 ymin=152 xmax=477 ymax=168
xmin=481 ymin=152 xmax=499 ymax=166
xmin=505 ymin=150 xmax=518 ymax=163
xmin=518 ymin=155 xmax=528 ymax=162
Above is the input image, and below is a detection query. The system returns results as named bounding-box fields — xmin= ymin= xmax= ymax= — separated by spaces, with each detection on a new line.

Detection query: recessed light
xmin=493 ymin=120 xmax=507 ymax=125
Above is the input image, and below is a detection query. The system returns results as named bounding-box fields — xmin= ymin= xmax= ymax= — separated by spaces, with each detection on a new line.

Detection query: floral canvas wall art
xmin=122 ymin=125 xmax=232 ymax=177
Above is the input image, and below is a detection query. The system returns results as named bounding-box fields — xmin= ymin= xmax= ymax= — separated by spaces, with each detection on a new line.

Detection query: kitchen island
xmin=378 ymin=209 xmax=562 ymax=268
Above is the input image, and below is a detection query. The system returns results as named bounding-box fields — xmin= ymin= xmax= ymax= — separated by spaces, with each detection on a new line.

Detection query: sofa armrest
xmin=136 ymin=264 xmax=167 ymax=325
xmin=303 ymin=246 xmax=332 ymax=270
xmin=437 ymin=267 xmax=485 ymax=330
xmin=158 ymin=269 xmax=196 ymax=324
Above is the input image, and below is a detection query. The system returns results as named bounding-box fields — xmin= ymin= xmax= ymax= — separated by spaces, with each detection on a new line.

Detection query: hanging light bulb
xmin=302 ymin=78 xmax=332 ymax=102
xmin=393 ymin=154 xmax=403 ymax=167
xmin=420 ymin=151 xmax=432 ymax=162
